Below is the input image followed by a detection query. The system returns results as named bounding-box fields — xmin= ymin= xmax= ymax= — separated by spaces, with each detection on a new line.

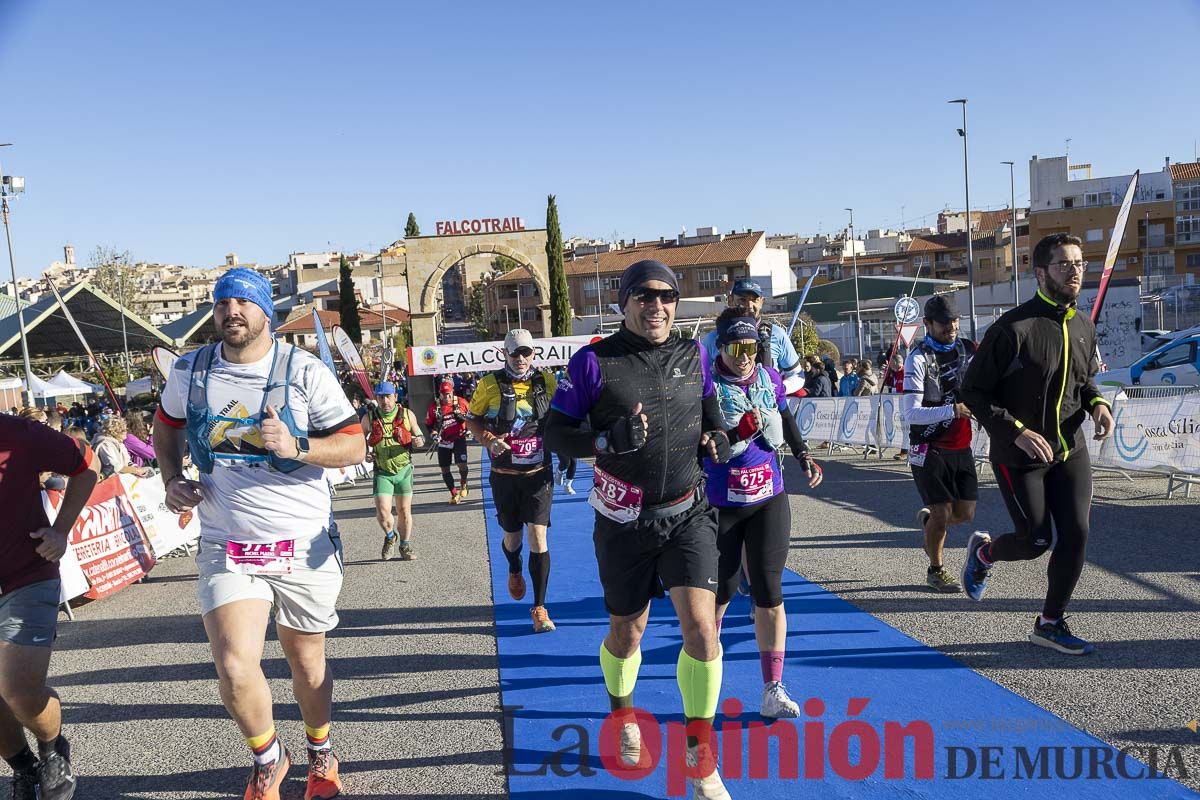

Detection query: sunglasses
xmin=631 ymin=287 xmax=680 ymax=305
xmin=722 ymin=342 xmax=758 ymax=359
xmin=508 ymin=347 xmax=534 ymax=358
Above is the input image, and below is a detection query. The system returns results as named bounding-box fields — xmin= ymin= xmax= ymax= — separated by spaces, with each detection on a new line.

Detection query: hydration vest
xmin=909 ymin=338 xmax=976 ymax=445
xmin=367 ymin=407 xmax=413 ymax=448
xmin=185 ymin=341 xmax=306 ymax=474
xmin=715 ymin=365 xmax=785 ymax=458
xmin=489 ymin=369 xmax=550 ymax=435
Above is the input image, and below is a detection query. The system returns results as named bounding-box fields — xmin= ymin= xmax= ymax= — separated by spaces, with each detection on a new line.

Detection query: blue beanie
xmin=214 ymin=268 xmax=274 ymax=321
xmin=618 ymin=259 xmax=680 ymax=308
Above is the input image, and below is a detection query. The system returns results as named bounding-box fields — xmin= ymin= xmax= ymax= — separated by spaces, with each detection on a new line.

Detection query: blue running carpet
xmin=480 ymin=454 xmax=1196 ymax=798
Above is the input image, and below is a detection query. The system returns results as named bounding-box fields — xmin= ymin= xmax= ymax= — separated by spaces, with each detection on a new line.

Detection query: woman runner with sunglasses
xmin=704 ymin=309 xmax=822 ymax=718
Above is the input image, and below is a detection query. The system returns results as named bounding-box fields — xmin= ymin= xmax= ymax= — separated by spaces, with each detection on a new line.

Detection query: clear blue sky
xmin=3 ymin=0 xmax=1198 ymax=277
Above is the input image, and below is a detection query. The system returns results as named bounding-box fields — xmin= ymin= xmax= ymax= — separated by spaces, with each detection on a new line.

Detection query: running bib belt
xmin=908 ymin=443 xmax=929 ymax=468
xmin=727 ymin=463 xmax=774 ymax=504
xmin=510 ymin=436 xmax=544 ymax=466
xmin=589 ymin=465 xmax=644 ymax=524
xmin=226 ymin=540 xmax=296 ymax=575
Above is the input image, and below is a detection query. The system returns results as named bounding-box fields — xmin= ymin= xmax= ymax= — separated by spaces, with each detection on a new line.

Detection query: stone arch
xmin=418 ymin=243 xmax=549 ymax=315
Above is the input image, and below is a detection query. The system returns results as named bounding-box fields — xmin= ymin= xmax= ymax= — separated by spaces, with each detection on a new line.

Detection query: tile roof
xmin=1170 ymin=162 xmax=1200 ymax=182
xmin=276 ymin=306 xmax=409 ymax=334
xmin=906 ymin=233 xmax=968 ymax=253
xmin=493 ymin=232 xmax=764 ymax=284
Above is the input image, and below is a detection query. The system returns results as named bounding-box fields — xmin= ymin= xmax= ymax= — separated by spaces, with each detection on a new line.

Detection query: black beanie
xmin=617 ymin=259 xmax=679 ymax=308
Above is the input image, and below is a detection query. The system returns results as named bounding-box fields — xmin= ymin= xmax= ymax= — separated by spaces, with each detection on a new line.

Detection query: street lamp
xmin=949 ymin=99 xmax=979 ymax=340
xmin=1001 ymin=161 xmax=1019 ymax=306
xmin=845 ymin=207 xmax=864 ymax=358
xmin=0 ymin=149 xmax=35 ymax=407
xmin=594 ymin=251 xmax=604 ymax=333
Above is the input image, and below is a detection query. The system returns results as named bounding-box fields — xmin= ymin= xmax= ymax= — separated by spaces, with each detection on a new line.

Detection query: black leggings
xmin=716 ymin=492 xmax=791 ymax=608
xmin=557 ymin=454 xmax=577 ymax=480
xmin=990 ymin=449 xmax=1092 ymax=620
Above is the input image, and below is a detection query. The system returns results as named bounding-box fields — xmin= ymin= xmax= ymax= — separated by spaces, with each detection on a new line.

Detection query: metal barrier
xmin=1118 ymin=384 xmax=1199 ymax=400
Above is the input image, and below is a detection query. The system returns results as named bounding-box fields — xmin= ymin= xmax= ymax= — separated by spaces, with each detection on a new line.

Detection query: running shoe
xmin=1029 ymin=616 xmax=1095 ymax=656
xmin=961 ymin=531 xmax=993 ymax=602
xmin=380 ymin=533 xmax=396 ymax=561
xmin=618 ymin=721 xmax=642 ymax=767
xmin=449 ymin=488 xmax=460 ymax=505
xmin=398 ymin=541 xmax=416 ymax=561
xmin=458 ymin=483 xmax=470 ymax=500
xmin=564 ymin=480 xmax=576 ymax=495
xmin=508 ymin=571 xmax=527 ymax=601
xmin=530 ymin=605 xmax=556 ymax=633
xmin=686 ymin=743 xmax=731 ymax=800
xmin=304 ymin=749 xmax=342 ymax=800
xmin=244 ymin=748 xmax=291 ymax=800
xmin=926 ymin=566 xmax=963 ymax=593
xmin=760 ymin=681 xmax=800 ymax=718
xmin=37 ymin=738 xmax=75 ymax=800
xmin=917 ymin=507 xmax=931 ymax=529
xmin=12 ymin=768 xmax=38 ymax=800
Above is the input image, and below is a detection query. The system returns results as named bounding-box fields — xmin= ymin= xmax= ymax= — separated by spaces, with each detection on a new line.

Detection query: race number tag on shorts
xmin=589 ymin=466 xmax=644 ymax=524
xmin=226 ymin=540 xmax=295 ymax=576
xmin=509 ymin=436 xmax=544 ymax=466
xmin=908 ymin=443 xmax=929 ymax=468
xmin=727 ymin=463 xmax=774 ymax=504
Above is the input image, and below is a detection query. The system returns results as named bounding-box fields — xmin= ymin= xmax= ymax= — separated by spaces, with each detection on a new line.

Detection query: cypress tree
xmin=545 ymin=194 xmax=572 ymax=337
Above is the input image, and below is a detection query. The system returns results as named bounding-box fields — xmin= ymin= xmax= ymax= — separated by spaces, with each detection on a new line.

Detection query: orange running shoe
xmin=244 ymin=748 xmax=291 ymax=800
xmin=531 ymin=605 xmax=556 ymax=633
xmin=304 ymin=749 xmax=342 ymax=800
xmin=507 ymin=572 xmax=527 ymax=601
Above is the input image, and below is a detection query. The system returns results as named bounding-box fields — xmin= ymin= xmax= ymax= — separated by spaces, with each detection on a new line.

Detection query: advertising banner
xmin=407 ymin=335 xmax=604 ymax=376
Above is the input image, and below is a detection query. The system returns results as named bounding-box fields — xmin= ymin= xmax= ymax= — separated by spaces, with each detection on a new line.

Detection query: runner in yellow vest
xmin=363 ymin=382 xmax=425 ymax=561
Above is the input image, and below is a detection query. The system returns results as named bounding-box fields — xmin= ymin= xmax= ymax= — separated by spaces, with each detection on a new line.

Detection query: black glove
xmin=605 ymin=412 xmax=648 ymax=454
xmin=702 ymin=430 xmax=732 ymax=464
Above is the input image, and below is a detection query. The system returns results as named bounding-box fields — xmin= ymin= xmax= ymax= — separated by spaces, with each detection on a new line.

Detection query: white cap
xmin=504 ymin=329 xmax=535 ymax=353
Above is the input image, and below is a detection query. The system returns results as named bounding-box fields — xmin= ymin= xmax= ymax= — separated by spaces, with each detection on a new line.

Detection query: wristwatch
xmin=594 ymin=433 xmax=609 ymax=454
xmin=294 ymin=436 xmax=311 ymax=461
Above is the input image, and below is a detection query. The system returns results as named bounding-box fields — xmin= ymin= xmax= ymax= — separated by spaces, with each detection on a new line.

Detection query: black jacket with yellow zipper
xmin=961 ymin=289 xmax=1111 ymax=466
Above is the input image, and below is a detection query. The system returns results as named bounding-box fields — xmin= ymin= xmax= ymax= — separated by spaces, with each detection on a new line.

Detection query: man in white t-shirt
xmin=153 ymin=268 xmax=365 ymax=800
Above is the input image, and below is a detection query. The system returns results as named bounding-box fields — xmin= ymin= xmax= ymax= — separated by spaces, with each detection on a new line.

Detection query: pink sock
xmin=760 ymin=651 xmax=785 ymax=684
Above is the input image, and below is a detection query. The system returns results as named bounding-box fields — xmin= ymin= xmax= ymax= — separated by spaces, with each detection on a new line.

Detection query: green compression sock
xmin=600 ymin=641 xmax=642 ymax=707
xmin=676 ymin=648 xmax=723 ymax=720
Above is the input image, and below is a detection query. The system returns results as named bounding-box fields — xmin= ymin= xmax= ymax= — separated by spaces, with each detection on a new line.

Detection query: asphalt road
xmin=45 ymin=444 xmax=1200 ymax=797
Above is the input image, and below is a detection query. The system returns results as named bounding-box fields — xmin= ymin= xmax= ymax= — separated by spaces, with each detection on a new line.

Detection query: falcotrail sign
xmin=407 ymin=335 xmax=604 ymax=376
xmin=434 ymin=217 xmax=526 ymax=236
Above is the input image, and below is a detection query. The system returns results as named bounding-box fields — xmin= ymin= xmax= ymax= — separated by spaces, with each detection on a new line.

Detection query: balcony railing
xmin=1138 ymin=235 xmax=1174 ymax=248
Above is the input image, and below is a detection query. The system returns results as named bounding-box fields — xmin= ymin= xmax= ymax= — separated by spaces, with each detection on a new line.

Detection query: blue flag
xmin=786 ymin=267 xmax=822 ymax=337
xmin=312 ymin=310 xmax=338 ymax=378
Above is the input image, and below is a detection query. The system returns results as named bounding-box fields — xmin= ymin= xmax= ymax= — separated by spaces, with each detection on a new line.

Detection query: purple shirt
xmin=124 ymin=433 xmax=155 ymax=467
xmin=551 ymin=339 xmax=714 ymax=419
xmin=703 ymin=365 xmax=788 ymax=508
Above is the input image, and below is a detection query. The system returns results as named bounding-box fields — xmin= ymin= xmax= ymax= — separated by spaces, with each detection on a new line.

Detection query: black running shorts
xmin=489 ymin=468 xmax=553 ymax=532
xmin=910 ymin=445 xmax=978 ymax=505
xmin=437 ymin=439 xmax=469 ymax=469
xmin=592 ymin=496 xmax=719 ymax=618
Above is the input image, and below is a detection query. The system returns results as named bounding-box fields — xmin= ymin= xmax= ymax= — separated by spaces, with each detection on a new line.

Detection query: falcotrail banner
xmin=407 ymin=335 xmax=604 ymax=376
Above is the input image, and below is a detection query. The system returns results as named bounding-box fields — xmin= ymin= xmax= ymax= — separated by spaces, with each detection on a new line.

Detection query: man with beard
xmin=154 ymin=268 xmax=365 ymax=800
xmin=960 ymin=234 xmax=1114 ymax=655
xmin=902 ymin=295 xmax=976 ymax=593
xmin=545 ymin=260 xmax=735 ymax=799
xmin=702 ymin=278 xmax=802 ymax=379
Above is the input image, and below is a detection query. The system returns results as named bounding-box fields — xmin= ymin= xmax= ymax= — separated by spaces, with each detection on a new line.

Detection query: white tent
xmin=47 ymin=370 xmax=98 ymax=395
xmin=23 ymin=373 xmax=68 ymax=399
xmin=124 ymin=376 xmax=154 ymax=398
